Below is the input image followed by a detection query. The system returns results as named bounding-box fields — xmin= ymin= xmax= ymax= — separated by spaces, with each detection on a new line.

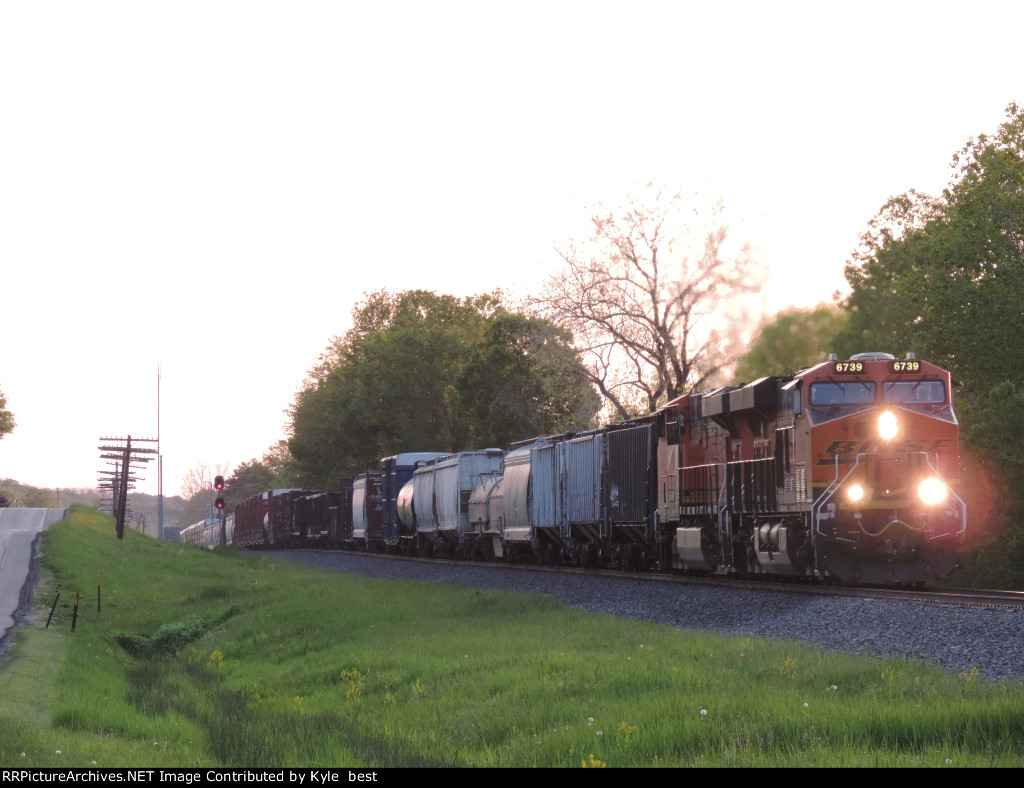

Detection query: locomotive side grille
xmin=785 ymin=467 xmax=807 ymax=502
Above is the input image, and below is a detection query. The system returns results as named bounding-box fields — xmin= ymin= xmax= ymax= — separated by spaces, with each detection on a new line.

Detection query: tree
xmin=288 ymin=290 xmax=600 ymax=488
xmin=532 ymin=184 xmax=763 ymax=420
xmin=18 ymin=486 xmax=57 ymax=507
xmin=832 ymin=191 xmax=942 ymax=360
xmin=289 ymin=290 xmax=489 ymax=483
xmin=0 ymin=386 xmax=15 ymax=440
xmin=732 ymin=303 xmax=848 ymax=383
xmin=179 ymin=462 xmax=229 ymax=500
xmin=260 ymin=440 xmax=299 ymax=487
xmin=216 ymin=441 xmax=299 ymax=508
xmin=178 ymin=493 xmax=213 ymax=528
xmin=289 ymin=361 xmax=365 ymax=485
xmin=223 ymin=459 xmax=277 ymax=508
xmin=966 ymin=382 xmax=1024 ymax=483
xmin=455 ymin=311 xmax=601 ymax=447
xmin=178 ymin=462 xmax=229 ymax=526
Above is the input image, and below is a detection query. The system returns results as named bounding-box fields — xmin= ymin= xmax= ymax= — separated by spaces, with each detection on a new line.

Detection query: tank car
xmin=180 ymin=519 xmax=201 ymax=547
xmin=381 ymin=452 xmax=445 ymax=552
xmin=181 ymin=513 xmax=234 ymax=548
xmin=662 ymin=352 xmax=965 ymax=584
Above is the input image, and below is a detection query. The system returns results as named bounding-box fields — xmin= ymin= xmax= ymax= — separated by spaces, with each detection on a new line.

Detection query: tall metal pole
xmin=158 ymin=363 xmax=164 ymax=540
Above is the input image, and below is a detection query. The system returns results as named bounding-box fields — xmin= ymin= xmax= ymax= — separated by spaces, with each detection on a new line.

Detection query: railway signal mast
xmin=214 ymin=475 xmax=227 ymax=545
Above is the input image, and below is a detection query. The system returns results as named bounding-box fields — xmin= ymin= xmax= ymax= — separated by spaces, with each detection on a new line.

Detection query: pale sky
xmin=1 ymin=1 xmax=1020 ymax=498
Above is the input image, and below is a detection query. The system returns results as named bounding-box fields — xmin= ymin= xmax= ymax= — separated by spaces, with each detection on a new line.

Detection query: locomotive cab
xmin=803 ymin=352 xmax=965 ymax=584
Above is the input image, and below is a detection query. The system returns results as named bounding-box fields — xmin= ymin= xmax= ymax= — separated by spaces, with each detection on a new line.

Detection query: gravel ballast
xmin=268 ymin=550 xmax=1024 ymax=684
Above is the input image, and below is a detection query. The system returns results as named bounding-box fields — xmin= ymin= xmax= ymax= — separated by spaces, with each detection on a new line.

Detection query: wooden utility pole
xmin=98 ymin=435 xmax=158 ymax=539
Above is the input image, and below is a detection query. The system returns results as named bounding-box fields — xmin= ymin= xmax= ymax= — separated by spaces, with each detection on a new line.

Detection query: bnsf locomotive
xmin=211 ymin=352 xmax=964 ymax=586
xmin=666 ymin=351 xmax=964 ymax=584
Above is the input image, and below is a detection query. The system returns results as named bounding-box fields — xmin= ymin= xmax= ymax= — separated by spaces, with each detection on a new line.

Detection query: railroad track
xmin=269 ymin=547 xmax=1024 ymax=610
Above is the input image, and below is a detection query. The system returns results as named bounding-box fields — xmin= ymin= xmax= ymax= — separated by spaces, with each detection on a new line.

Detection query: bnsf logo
xmin=816 ymin=438 xmax=954 ymax=465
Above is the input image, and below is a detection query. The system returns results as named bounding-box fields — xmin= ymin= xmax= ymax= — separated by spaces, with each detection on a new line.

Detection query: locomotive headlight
xmin=847 ymin=483 xmax=866 ymax=503
xmin=917 ymin=477 xmax=948 ymax=506
xmin=878 ymin=410 xmax=900 ymax=441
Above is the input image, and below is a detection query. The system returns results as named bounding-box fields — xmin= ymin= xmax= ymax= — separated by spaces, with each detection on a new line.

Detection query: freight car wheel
xmin=416 ymin=535 xmax=434 ymax=558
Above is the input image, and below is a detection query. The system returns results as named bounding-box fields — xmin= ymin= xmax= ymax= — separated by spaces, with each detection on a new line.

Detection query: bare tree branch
xmin=179 ymin=461 xmax=231 ymax=500
xmin=531 ymin=184 xmax=764 ymax=420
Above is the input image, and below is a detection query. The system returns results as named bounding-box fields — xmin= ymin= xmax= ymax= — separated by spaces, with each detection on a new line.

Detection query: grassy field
xmin=0 ymin=505 xmax=1021 ymax=768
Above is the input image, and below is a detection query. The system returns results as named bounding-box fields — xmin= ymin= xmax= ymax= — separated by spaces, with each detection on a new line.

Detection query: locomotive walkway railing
xmin=812 ymin=451 xmax=966 ymax=545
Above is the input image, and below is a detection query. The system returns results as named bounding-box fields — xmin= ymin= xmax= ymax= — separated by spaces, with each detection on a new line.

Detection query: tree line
xmin=286 ymin=290 xmax=601 ymax=489
xmin=211 ymin=290 xmax=602 ymax=506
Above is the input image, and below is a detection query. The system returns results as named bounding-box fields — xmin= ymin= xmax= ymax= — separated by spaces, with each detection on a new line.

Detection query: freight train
xmin=198 ymin=352 xmax=965 ymax=586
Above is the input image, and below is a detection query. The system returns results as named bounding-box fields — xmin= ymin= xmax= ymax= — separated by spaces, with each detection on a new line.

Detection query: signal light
xmin=214 ymin=475 xmax=224 ymax=491
xmin=215 ymin=496 xmax=225 ymax=510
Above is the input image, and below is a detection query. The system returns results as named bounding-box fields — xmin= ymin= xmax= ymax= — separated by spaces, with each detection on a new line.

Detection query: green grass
xmin=1 ymin=504 xmax=1022 ymax=767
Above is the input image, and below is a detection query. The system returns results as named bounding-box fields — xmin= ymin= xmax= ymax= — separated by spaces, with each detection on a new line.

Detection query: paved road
xmin=0 ymin=508 xmax=66 ymax=659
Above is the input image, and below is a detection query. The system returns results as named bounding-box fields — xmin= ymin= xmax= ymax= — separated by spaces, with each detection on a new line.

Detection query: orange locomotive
xmin=660 ymin=352 xmax=965 ymax=584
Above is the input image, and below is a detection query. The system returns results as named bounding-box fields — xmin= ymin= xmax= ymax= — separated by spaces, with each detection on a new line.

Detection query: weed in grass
xmin=341 ymin=668 xmax=366 ymax=700
xmin=581 ymin=752 xmax=606 ymax=767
